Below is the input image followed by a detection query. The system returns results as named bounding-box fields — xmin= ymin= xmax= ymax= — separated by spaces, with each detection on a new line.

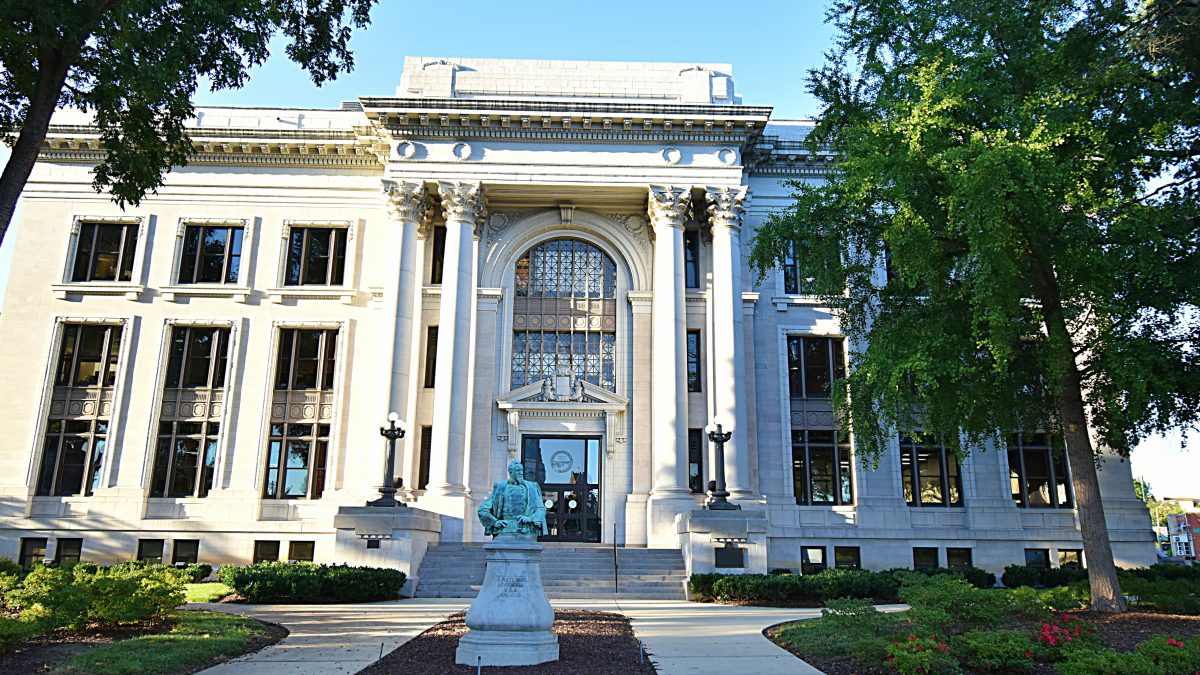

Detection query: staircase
xmin=414 ymin=543 xmax=688 ymax=600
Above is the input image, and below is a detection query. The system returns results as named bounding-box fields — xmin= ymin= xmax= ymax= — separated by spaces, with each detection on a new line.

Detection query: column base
xmin=646 ymin=491 xmax=695 ymax=548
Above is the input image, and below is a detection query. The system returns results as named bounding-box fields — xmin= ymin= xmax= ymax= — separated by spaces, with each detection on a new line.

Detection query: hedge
xmin=690 ymin=566 xmax=996 ymax=605
xmin=217 ymin=561 xmax=406 ymax=603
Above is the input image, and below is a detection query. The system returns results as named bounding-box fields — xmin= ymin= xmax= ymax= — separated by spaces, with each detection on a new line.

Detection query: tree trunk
xmin=0 ymin=53 xmax=73 ymax=248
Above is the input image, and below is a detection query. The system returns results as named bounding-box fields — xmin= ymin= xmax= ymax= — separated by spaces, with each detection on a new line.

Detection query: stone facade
xmin=0 ymin=57 xmax=1155 ymax=576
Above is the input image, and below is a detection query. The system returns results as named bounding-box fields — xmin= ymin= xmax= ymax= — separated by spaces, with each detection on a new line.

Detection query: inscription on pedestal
xmin=496 ymin=575 xmax=526 ymax=598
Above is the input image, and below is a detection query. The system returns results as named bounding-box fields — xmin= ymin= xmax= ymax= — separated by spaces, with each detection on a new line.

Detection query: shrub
xmin=1000 ymin=564 xmax=1087 ymax=588
xmin=0 ymin=556 xmax=21 ymax=577
xmin=0 ymin=572 xmax=19 ymax=604
xmin=848 ymin=635 xmax=894 ymax=670
xmin=898 ymin=574 xmax=1008 ymax=634
xmin=1121 ymin=576 xmax=1200 ymax=615
xmin=1034 ymin=612 xmax=1100 ymax=661
xmin=812 ymin=568 xmax=900 ymax=602
xmin=217 ymin=562 xmax=405 ymax=603
xmin=1056 ymin=648 xmax=1162 ymax=675
xmin=184 ymin=563 xmax=213 ymax=583
xmin=885 ymin=633 xmax=959 ymax=675
xmin=821 ymin=597 xmax=902 ymax=640
xmin=1134 ymin=635 xmax=1200 ymax=673
xmin=82 ymin=565 xmax=186 ymax=625
xmin=769 ymin=567 xmax=793 ymax=575
xmin=0 ymin=616 xmax=38 ymax=653
xmin=4 ymin=565 xmax=92 ymax=628
xmin=688 ymin=573 xmax=723 ymax=600
xmin=951 ymin=630 xmax=1036 ymax=673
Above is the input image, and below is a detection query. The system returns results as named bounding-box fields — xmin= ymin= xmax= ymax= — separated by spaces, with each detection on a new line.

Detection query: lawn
xmin=53 ymin=610 xmax=275 ymax=675
xmin=183 ymin=582 xmax=233 ymax=603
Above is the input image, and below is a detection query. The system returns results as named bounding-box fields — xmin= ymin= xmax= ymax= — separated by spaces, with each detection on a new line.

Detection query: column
xmin=381 ymin=181 xmax=429 ymax=494
xmin=426 ymin=181 xmax=485 ymax=510
xmin=706 ymin=186 xmax=752 ymax=498
xmin=646 ymin=185 xmax=695 ymax=546
xmin=625 ymin=290 xmax=655 ymax=546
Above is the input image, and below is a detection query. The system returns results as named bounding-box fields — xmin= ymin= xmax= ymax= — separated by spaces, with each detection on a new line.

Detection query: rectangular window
xmin=172 ymin=540 xmax=200 ymax=565
xmin=1008 ymin=433 xmax=1072 ymax=508
xmin=1058 ymin=549 xmax=1083 ymax=568
xmin=177 ymin=224 xmax=243 ymax=284
xmin=899 ymin=435 xmax=963 ymax=507
xmin=37 ymin=419 xmax=110 ymax=497
xmin=684 ymin=229 xmax=701 ymax=288
xmin=274 ymin=329 xmax=338 ymax=391
xmin=947 ymin=548 xmax=973 ymax=570
xmin=54 ymin=323 xmax=123 ymax=388
xmin=1025 ymin=548 xmax=1051 ymax=569
xmin=72 ymin=221 xmax=138 ymax=282
xmin=288 ymin=541 xmax=315 ymax=562
xmin=782 ymin=242 xmax=815 ymax=295
xmin=263 ymin=423 xmax=331 ymax=500
xmin=429 ymin=225 xmax=447 ymax=284
xmin=253 ymin=540 xmax=280 ymax=564
xmin=786 ymin=336 xmax=845 ymax=399
xmin=164 ymin=326 xmax=229 ymax=389
xmin=801 ymin=546 xmax=827 ymax=575
xmin=19 ymin=538 xmax=48 ymax=570
xmin=151 ymin=421 xmax=220 ymax=499
xmin=54 ymin=538 xmax=83 ymax=566
xmin=792 ymin=429 xmax=853 ymax=505
xmin=423 ymin=326 xmax=439 ymax=388
xmin=688 ymin=428 xmax=705 ymax=494
xmin=284 ymin=227 xmax=347 ymax=286
xmin=686 ymin=330 xmax=701 ymax=393
xmin=417 ymin=426 xmax=432 ymax=490
xmin=137 ymin=539 xmax=165 ymax=564
xmin=834 ymin=546 xmax=861 ymax=569
xmin=913 ymin=547 xmax=939 ymax=570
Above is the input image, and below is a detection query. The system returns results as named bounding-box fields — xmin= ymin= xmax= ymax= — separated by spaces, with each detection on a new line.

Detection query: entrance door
xmin=521 ymin=436 xmax=601 ymax=542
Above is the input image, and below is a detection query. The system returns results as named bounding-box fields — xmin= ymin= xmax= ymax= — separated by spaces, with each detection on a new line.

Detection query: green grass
xmin=54 ymin=610 xmax=270 ymax=675
xmin=183 ymin=582 xmax=233 ymax=603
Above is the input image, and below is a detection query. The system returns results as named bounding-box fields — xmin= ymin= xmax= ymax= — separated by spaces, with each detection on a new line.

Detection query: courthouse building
xmin=0 ymin=57 xmax=1154 ymax=582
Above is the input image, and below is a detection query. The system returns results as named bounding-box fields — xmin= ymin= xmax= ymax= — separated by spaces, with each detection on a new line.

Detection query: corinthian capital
xmin=706 ymin=186 xmax=748 ymax=232
xmin=383 ymin=180 xmax=431 ymax=224
xmin=647 ymin=185 xmax=692 ymax=230
xmin=438 ymin=181 xmax=486 ymax=227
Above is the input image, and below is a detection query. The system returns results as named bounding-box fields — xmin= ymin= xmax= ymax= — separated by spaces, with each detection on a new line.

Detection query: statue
xmin=477 ymin=460 xmax=548 ymax=537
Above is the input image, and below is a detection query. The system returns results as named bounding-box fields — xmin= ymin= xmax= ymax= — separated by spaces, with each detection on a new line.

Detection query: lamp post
xmin=705 ymin=420 xmax=740 ymax=511
xmin=368 ymin=411 xmax=406 ymax=507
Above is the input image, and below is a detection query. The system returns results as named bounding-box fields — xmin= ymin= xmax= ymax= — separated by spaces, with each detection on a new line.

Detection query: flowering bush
xmin=885 ymin=633 xmax=959 ymax=674
xmin=1034 ymin=612 xmax=1099 ymax=659
xmin=1134 ymin=635 xmax=1200 ymax=673
xmin=899 ymin=574 xmax=1009 ymax=634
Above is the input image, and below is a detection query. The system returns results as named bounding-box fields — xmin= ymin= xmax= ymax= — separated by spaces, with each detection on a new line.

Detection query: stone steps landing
xmin=414 ymin=543 xmax=687 ymax=600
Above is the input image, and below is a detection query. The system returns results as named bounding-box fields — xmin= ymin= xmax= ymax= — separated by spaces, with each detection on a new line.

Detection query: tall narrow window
xmin=1009 ymin=433 xmax=1072 ymax=508
xmin=684 ymin=229 xmax=701 ymax=288
xmin=686 ymin=330 xmax=702 ymax=393
xmin=284 ymin=227 xmax=347 ymax=286
xmin=429 ymin=225 xmax=447 ymax=284
xmin=177 ymin=223 xmax=243 ymax=284
xmin=417 ymin=426 xmax=433 ymax=490
xmin=792 ymin=429 xmax=853 ymax=505
xmin=151 ymin=326 xmax=230 ymax=498
xmin=38 ymin=323 xmax=122 ymax=496
xmin=782 ymin=242 xmax=815 ymax=294
xmin=265 ymin=328 xmax=338 ymax=500
xmin=423 ymin=326 xmax=439 ymax=388
xmin=688 ymin=428 xmax=705 ymax=494
xmin=899 ymin=435 xmax=963 ymax=507
xmin=72 ymin=221 xmax=138 ymax=282
xmin=786 ymin=336 xmax=845 ymax=399
xmin=511 ymin=239 xmax=617 ymax=391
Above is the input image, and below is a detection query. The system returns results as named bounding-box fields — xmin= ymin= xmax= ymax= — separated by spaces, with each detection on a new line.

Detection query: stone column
xmin=381 ymin=181 xmax=429 ymax=494
xmin=706 ymin=186 xmax=752 ymax=499
xmin=426 ymin=182 xmax=485 ymax=519
xmin=625 ymin=290 xmax=655 ymax=546
xmin=646 ymin=185 xmax=695 ymax=546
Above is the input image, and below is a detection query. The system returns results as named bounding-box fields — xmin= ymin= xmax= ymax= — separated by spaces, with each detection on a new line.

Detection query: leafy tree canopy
xmin=750 ymin=0 xmax=1198 ymax=611
xmin=0 ymin=0 xmax=377 ymax=245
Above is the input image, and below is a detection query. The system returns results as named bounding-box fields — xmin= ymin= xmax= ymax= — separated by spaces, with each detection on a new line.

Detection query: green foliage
xmin=184 ymin=563 xmax=213 ymax=583
xmin=1056 ymin=648 xmax=1167 ymax=675
xmin=217 ymin=561 xmax=405 ymax=603
xmin=56 ymin=610 xmax=272 ymax=675
xmin=1001 ymin=565 xmax=1089 ymax=589
xmin=0 ymin=615 xmax=39 ymax=653
xmin=5 ymin=565 xmax=92 ymax=628
xmin=821 ymin=597 xmax=903 ymax=639
xmin=898 ymin=574 xmax=1009 ymax=634
xmin=0 ymin=571 xmax=19 ymax=602
xmin=950 ymin=630 xmax=1036 ymax=673
xmin=1134 ymin=635 xmax=1200 ymax=673
xmin=0 ymin=556 xmax=20 ymax=577
xmin=701 ymin=569 xmax=902 ymax=606
xmin=2 ymin=563 xmax=186 ymax=629
xmin=885 ymin=633 xmax=959 ymax=674
xmin=688 ymin=573 xmax=723 ymax=600
xmin=1121 ymin=575 xmax=1200 ymax=614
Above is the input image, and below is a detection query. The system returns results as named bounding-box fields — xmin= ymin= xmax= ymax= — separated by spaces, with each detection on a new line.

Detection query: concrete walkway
xmin=190 ymin=598 xmax=834 ymax=674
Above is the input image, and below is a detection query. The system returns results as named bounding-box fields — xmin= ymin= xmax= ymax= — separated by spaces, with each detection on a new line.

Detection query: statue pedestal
xmin=455 ymin=533 xmax=559 ymax=666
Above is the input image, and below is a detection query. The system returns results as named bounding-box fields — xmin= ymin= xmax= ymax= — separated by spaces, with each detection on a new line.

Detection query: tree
xmin=751 ymin=0 xmax=1199 ymax=612
xmin=0 ymin=0 xmax=377 ymax=247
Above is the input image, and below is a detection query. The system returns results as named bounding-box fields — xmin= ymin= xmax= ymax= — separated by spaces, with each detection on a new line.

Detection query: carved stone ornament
xmin=438 ymin=181 xmax=487 ymax=227
xmin=647 ymin=185 xmax=692 ymax=230
xmin=540 ymin=366 xmax=585 ymax=402
xmin=706 ymin=186 xmax=748 ymax=232
xmin=383 ymin=180 xmax=431 ymax=224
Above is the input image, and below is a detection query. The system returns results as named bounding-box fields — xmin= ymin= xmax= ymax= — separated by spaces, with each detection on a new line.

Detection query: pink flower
xmin=1025 ymin=651 xmax=1032 ymax=658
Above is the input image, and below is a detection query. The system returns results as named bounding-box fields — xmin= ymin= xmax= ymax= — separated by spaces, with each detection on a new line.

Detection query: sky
xmin=0 ymin=0 xmax=1195 ymax=497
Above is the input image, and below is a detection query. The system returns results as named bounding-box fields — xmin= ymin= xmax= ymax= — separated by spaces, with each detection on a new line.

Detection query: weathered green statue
xmin=478 ymin=460 xmax=549 ymax=537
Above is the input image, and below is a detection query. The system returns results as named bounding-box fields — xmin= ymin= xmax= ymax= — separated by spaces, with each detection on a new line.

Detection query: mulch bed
xmin=0 ymin=613 xmax=288 ymax=674
xmin=767 ymin=611 xmax=1200 ymax=675
xmin=360 ymin=609 xmax=656 ymax=675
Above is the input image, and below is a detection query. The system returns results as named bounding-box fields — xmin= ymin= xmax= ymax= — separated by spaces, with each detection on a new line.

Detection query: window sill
xmin=51 ymin=283 xmax=144 ymax=301
xmin=161 ymin=285 xmax=251 ymax=303
xmin=265 ymin=287 xmax=356 ymax=304
xmin=771 ymin=295 xmax=829 ymax=310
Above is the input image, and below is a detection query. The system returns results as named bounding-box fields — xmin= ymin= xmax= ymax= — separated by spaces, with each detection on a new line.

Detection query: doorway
xmin=521 ymin=436 xmax=601 ymax=542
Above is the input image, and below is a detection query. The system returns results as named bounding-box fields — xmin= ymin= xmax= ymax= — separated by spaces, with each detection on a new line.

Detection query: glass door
xmin=521 ymin=436 xmax=601 ymax=542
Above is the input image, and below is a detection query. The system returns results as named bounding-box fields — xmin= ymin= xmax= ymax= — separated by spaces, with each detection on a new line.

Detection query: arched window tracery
xmin=511 ymin=238 xmax=617 ymax=391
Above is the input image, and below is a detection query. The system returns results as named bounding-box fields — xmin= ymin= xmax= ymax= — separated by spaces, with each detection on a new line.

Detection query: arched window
xmin=512 ymin=239 xmax=617 ymax=391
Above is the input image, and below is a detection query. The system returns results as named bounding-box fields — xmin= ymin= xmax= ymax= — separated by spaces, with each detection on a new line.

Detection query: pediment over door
xmin=496 ymin=366 xmax=630 ymax=458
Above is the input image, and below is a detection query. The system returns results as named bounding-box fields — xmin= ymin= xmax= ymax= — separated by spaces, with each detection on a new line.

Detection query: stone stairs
xmin=414 ymin=543 xmax=688 ymax=600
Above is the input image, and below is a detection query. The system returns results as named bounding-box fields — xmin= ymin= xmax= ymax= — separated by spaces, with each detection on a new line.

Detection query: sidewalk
xmin=191 ymin=597 xmax=831 ymax=674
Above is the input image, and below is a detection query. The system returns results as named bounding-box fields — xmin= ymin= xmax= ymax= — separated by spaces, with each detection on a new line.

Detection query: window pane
xmin=1025 ymin=548 xmax=1050 ymax=569
xmin=913 ymin=547 xmax=939 ymax=570
xmin=292 ymin=330 xmax=321 ymax=389
xmin=226 ymin=228 xmax=243 ymax=283
xmin=947 ymin=548 xmax=973 ymax=570
xmin=73 ymin=325 xmax=107 ymax=386
xmin=787 ymin=336 xmax=803 ymax=397
xmin=900 ymin=443 xmax=915 ymax=504
xmin=302 ymin=229 xmax=332 ymax=285
xmin=198 ymin=227 xmax=229 ymax=283
xmin=288 ymin=541 xmax=315 ymax=562
xmin=183 ymin=328 xmax=214 ymax=387
xmin=169 ymin=439 xmax=199 ymax=497
xmin=91 ymin=224 xmax=124 ymax=281
xmin=834 ymin=546 xmax=861 ymax=569
xmin=253 ymin=540 xmax=280 ymax=563
xmin=72 ymin=225 xmax=96 ymax=281
xmin=686 ymin=331 xmax=701 ymax=392
xmin=172 ymin=540 xmax=200 ymax=565
xmin=803 ymin=338 xmax=832 ymax=398
xmin=137 ymin=539 xmax=164 ymax=563
xmin=285 ymin=229 xmax=305 ymax=285
xmin=55 ymin=437 xmax=89 ymax=496
xmin=178 ymin=226 xmax=201 ymax=283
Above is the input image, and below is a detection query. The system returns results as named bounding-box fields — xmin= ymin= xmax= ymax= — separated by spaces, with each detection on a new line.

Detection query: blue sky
xmin=0 ymin=0 xmax=1195 ymax=497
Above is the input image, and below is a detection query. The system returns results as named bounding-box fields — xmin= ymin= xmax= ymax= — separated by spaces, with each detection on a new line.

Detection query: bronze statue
xmin=478 ymin=460 xmax=549 ymax=536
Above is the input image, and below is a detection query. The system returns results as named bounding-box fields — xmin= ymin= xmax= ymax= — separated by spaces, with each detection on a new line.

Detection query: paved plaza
xmin=190 ymin=598 xmax=848 ymax=674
